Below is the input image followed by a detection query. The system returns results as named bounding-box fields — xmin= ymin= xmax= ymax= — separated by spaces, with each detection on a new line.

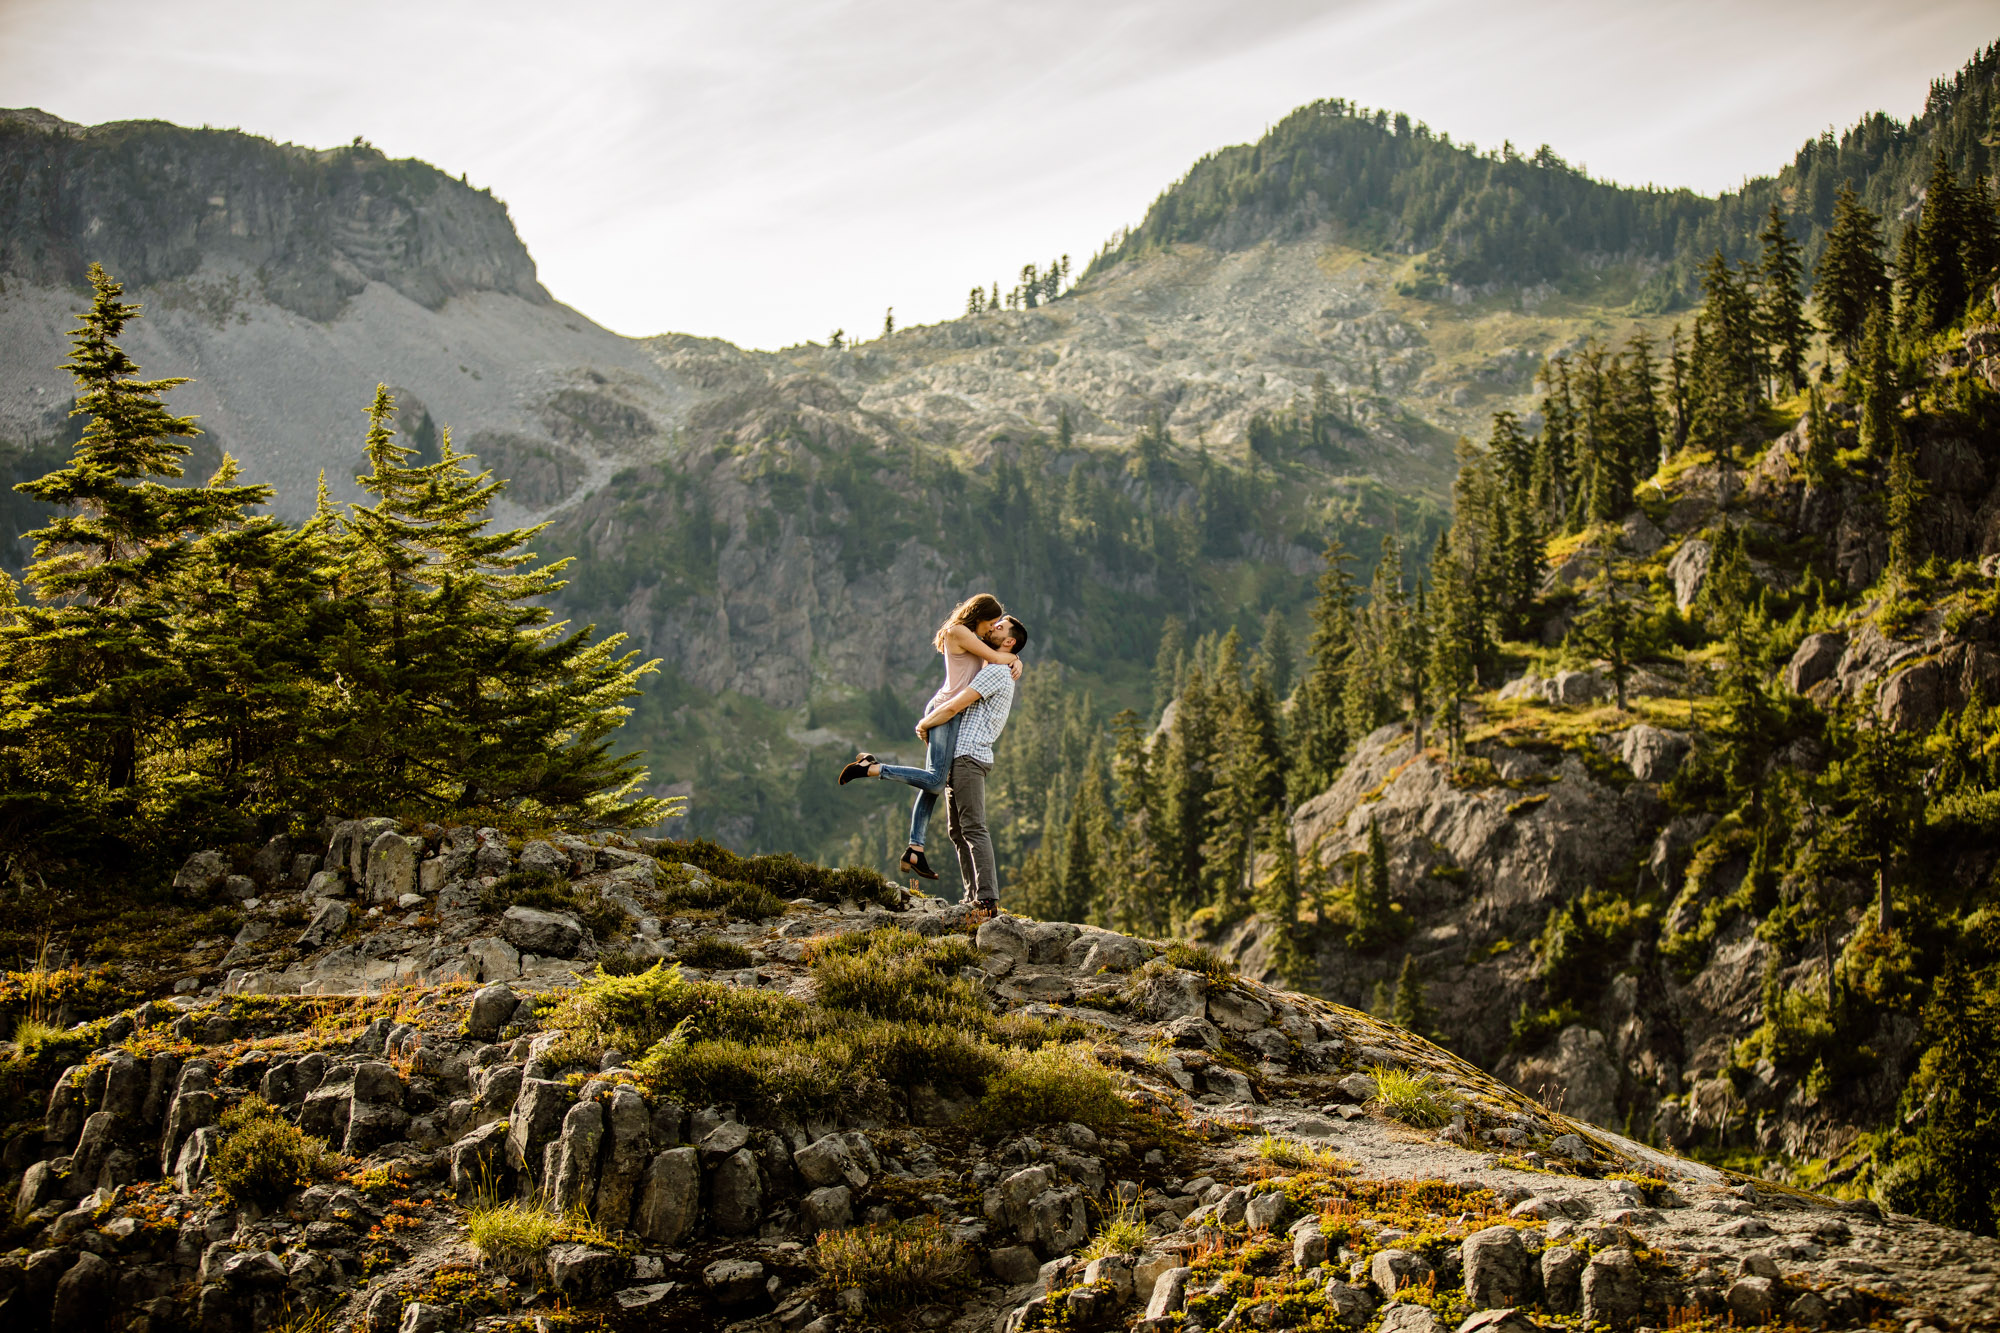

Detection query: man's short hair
xmin=1001 ymin=616 xmax=1029 ymax=654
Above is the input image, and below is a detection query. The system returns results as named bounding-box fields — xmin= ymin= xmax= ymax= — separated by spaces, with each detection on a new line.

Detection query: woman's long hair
xmin=934 ymin=593 xmax=1005 ymax=651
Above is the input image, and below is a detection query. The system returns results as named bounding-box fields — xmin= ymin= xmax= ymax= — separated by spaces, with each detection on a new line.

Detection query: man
xmin=913 ymin=615 xmax=1027 ymax=916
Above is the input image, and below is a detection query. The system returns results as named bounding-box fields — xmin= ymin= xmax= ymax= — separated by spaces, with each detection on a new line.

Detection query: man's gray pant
xmin=946 ymin=755 xmax=998 ymax=904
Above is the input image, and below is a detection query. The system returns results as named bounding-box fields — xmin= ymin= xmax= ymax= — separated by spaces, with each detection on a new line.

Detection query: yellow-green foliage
xmin=648 ymin=836 xmax=898 ymax=907
xmin=812 ymin=1217 xmax=973 ymax=1308
xmin=547 ymin=932 xmax=1125 ymax=1128
xmin=1369 ymin=1064 xmax=1458 ymax=1129
xmin=1164 ymin=939 xmax=1236 ymax=985
xmin=1079 ymin=1196 xmax=1148 ymax=1259
xmin=981 ymin=1042 xmax=1127 ymax=1136
xmin=466 ymin=1198 xmax=558 ymax=1267
xmin=211 ymin=1096 xmax=342 ymax=1207
xmin=1254 ymin=1133 xmax=1354 ymax=1175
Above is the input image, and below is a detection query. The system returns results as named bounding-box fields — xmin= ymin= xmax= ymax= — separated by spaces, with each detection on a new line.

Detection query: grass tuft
xmin=812 ymin=1217 xmax=973 ymax=1308
xmin=1369 ymin=1063 xmax=1459 ymax=1129
xmin=1255 ymin=1132 xmax=1355 ymax=1174
xmin=466 ymin=1197 xmax=559 ymax=1269
xmin=1079 ymin=1196 xmax=1148 ymax=1259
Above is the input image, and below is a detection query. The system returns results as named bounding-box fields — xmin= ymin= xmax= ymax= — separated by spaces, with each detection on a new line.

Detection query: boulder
xmin=1292 ymin=1222 xmax=1328 ymax=1269
xmin=709 ymin=1147 xmax=764 ymax=1234
xmin=296 ymin=901 xmax=349 ymax=950
xmin=1369 ymin=1249 xmax=1433 ymax=1297
xmin=174 ymin=850 xmax=231 ymax=896
xmin=173 ymin=1125 xmax=221 ymax=1193
xmin=1377 ymin=1306 xmax=1443 ymax=1333
xmin=1022 ymin=920 xmax=1081 ymax=962
xmin=1065 ymin=932 xmax=1152 ymax=974
xmin=1243 ymin=1189 xmax=1289 ymax=1231
xmin=635 ymin=1147 xmax=700 ymax=1243
xmin=1620 ymin=725 xmax=1691 ymax=782
xmin=1336 ymin=1073 xmax=1378 ymax=1102
xmin=1580 ymin=1247 xmax=1643 ymax=1325
xmin=505 ymin=1078 xmax=571 ymax=1174
xmin=990 ymin=1244 xmax=1042 ymax=1286
xmin=1880 ymin=659 xmax=1950 ymax=733
xmin=519 ymin=841 xmax=568 ymax=877
xmin=1320 ymin=1279 xmax=1377 ymax=1330
xmin=794 ymin=1133 xmax=869 ymax=1190
xmin=702 ymin=1258 xmax=766 ymax=1304
xmin=500 ymin=906 xmax=585 ymax=958
xmin=801 ymin=1184 xmax=853 ymax=1234
xmin=1143 ymin=1266 xmax=1191 ymax=1322
xmin=398 ymin=1304 xmax=449 ymax=1333
xmin=1455 ymin=1312 xmax=1540 ymax=1333
xmin=1461 ymin=1225 xmax=1533 ymax=1308
xmin=975 ymin=915 xmax=1031 ymax=962
xmin=1726 ymin=1275 xmax=1781 ymax=1322
xmin=1669 ymin=538 xmax=1712 ymax=611
xmin=450 ymin=1121 xmax=511 ymax=1197
xmin=1206 ymin=989 xmax=1271 ymax=1032
xmin=51 ymin=1251 xmax=114 ymax=1328
xmin=1548 ymin=669 xmax=1610 ymax=706
xmin=547 ymin=1244 xmax=622 ymax=1301
xmin=467 ymin=983 xmax=519 ymax=1041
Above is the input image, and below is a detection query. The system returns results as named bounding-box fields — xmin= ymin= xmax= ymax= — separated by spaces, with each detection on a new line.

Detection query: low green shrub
xmin=480 ymin=868 xmax=625 ymax=938
xmin=981 ymin=1043 xmax=1127 ymax=1135
xmin=646 ymin=836 xmax=897 ymax=907
xmin=1079 ymin=1197 xmax=1148 ymax=1259
xmin=656 ymin=866 xmax=790 ymax=921
xmin=812 ymin=1217 xmax=973 ymax=1308
xmin=211 ymin=1096 xmax=342 ymax=1206
xmin=809 ymin=928 xmax=984 ymax=1024
xmin=679 ymin=937 xmax=753 ymax=970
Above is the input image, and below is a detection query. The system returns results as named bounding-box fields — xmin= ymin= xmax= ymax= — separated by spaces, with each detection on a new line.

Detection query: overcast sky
xmin=2 ymin=1 xmax=1993 ymax=349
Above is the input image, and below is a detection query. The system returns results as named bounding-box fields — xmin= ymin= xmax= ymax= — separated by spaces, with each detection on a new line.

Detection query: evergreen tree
xmin=1816 ymin=182 xmax=1890 ymax=368
xmin=1891 ymin=959 xmax=2000 ymax=1235
xmin=1905 ymin=154 xmax=1974 ymax=337
xmin=1391 ymin=954 xmax=1434 ymax=1038
xmin=882 ymin=307 xmax=895 ymax=337
xmin=1258 ymin=606 xmax=1296 ymax=696
xmin=1428 ymin=530 xmax=1483 ymax=756
xmin=1153 ymin=616 xmax=1189 ymax=716
xmin=1664 ymin=325 xmax=1692 ymax=454
xmin=1858 ymin=304 xmax=1898 ymax=458
xmin=1292 ymin=540 xmax=1356 ymax=798
xmin=1349 ymin=819 xmax=1394 ymax=950
xmin=329 ymin=387 xmax=666 ymax=822
xmin=1886 ymin=438 xmax=1926 ymax=582
xmin=1568 ymin=545 xmax=1637 ymax=710
xmin=1 ymin=265 xmax=262 ymax=828
xmin=1758 ymin=203 xmax=1811 ymax=395
xmin=1689 ymin=251 xmax=1760 ymax=450
xmin=1803 ymin=383 xmax=1836 ymax=483
xmin=1106 ymin=709 xmax=1164 ymax=937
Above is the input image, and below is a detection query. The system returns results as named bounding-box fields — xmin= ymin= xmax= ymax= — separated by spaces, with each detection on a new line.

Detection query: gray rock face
xmin=592 ymin=1085 xmax=653 ymax=1226
xmin=1669 ymin=537 xmax=1713 ymax=610
xmin=449 ymin=1121 xmax=510 ymax=1197
xmin=550 ymin=1100 xmax=605 ymax=1212
xmin=364 ymin=832 xmax=421 ymax=902
xmin=1549 ymin=668 xmax=1610 ymax=705
xmin=499 ymin=905 xmax=585 ymax=957
xmin=635 ymin=1146 xmax=700 ymax=1243
xmin=1727 ymin=1275 xmax=1780 ymax=1320
xmin=1785 ymin=631 xmax=1847 ymax=694
xmin=505 ymin=1078 xmax=571 ymax=1174
xmin=1510 ymin=1025 xmax=1619 ymax=1129
xmin=793 ymin=1133 xmax=870 ymax=1190
xmin=1580 ymin=1247 xmax=1644 ymax=1324
xmin=1462 ymin=1224 xmax=1533 ymax=1307
xmin=51 ymin=1250 xmax=113 ymax=1327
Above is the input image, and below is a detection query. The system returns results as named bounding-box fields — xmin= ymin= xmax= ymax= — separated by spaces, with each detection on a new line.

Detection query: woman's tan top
xmin=926 ymin=646 xmax=979 ymax=712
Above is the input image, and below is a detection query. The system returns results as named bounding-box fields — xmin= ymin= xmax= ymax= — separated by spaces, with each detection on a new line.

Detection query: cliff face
xmin=0 ymin=109 xmax=548 ymax=318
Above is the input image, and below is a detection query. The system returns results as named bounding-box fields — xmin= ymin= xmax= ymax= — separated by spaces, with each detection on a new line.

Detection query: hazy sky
xmin=2 ymin=2 xmax=1993 ymax=349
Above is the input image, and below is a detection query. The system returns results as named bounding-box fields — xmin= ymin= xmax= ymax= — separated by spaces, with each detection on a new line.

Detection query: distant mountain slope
xmin=1099 ymin=41 xmax=2000 ymax=301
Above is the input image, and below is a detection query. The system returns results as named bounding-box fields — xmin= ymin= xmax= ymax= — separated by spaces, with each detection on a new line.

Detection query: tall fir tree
xmin=1758 ymin=203 xmax=1811 ymax=395
xmin=1816 ymin=182 xmax=1891 ymax=368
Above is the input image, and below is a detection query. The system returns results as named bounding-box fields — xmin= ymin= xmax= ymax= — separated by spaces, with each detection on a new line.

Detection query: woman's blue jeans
xmin=874 ymin=717 xmax=960 ymax=848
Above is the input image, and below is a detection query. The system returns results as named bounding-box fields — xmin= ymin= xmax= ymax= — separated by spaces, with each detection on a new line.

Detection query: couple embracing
xmin=839 ymin=594 xmax=1028 ymax=918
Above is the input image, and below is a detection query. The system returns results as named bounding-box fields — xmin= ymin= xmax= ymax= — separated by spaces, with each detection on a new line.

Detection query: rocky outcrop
xmin=11 ymin=818 xmax=1995 ymax=1333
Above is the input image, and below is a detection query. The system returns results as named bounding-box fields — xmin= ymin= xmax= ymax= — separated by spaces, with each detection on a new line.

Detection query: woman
xmin=838 ymin=592 xmax=1021 ymax=878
